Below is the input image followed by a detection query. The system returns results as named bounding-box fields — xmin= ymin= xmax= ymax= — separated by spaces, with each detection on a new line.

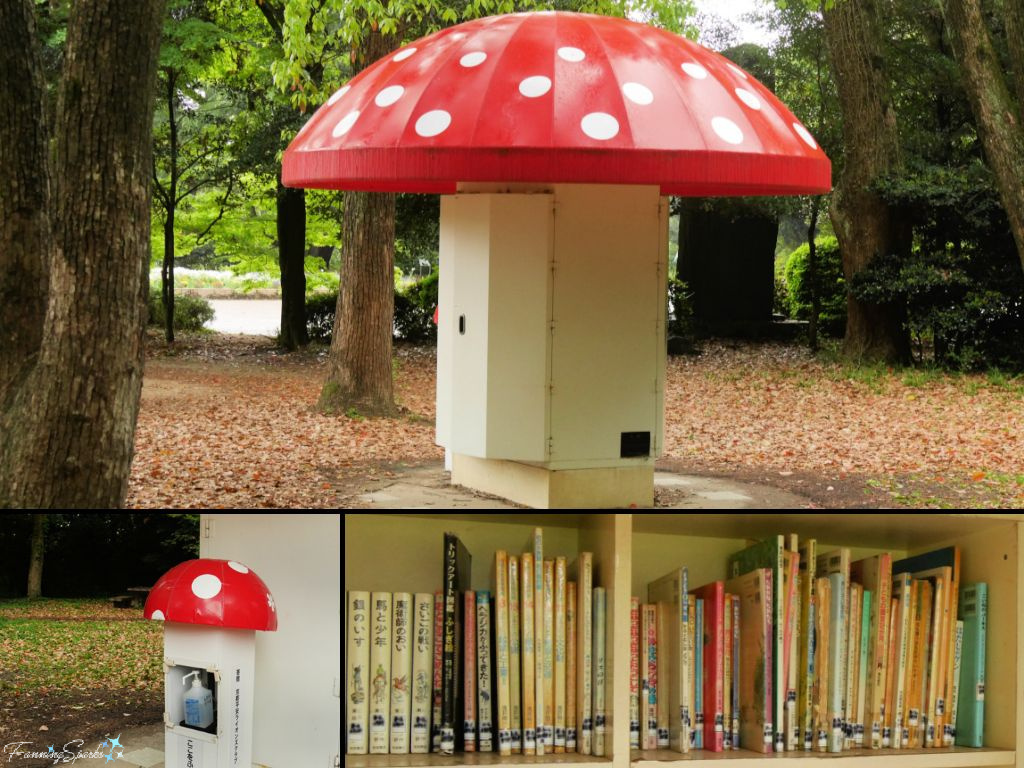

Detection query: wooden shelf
xmin=346 ymin=514 xmax=1022 ymax=768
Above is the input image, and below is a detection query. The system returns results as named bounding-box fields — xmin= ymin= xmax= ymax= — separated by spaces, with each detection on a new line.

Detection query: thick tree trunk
xmin=807 ymin=196 xmax=821 ymax=352
xmin=0 ymin=0 xmax=166 ymax=508
xmin=277 ymin=176 xmax=309 ymax=349
xmin=0 ymin=0 xmax=50 ymax=404
xmin=1006 ymin=0 xmax=1024 ymax=120
xmin=823 ymin=0 xmax=911 ymax=364
xmin=162 ymin=72 xmax=177 ymax=345
xmin=319 ymin=191 xmax=397 ymax=416
xmin=943 ymin=0 xmax=1024 ymax=274
xmin=26 ymin=513 xmax=44 ymax=598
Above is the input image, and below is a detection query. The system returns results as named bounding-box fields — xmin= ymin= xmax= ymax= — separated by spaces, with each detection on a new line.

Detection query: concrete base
xmin=452 ymin=454 xmax=654 ymax=509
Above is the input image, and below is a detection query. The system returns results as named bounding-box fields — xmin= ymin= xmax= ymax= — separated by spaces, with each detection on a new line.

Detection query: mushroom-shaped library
xmin=284 ymin=12 xmax=831 ymax=508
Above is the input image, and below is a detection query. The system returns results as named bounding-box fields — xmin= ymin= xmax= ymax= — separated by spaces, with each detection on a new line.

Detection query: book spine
xmin=440 ymin=536 xmax=459 ymax=756
xmin=477 ymin=592 xmax=493 ymax=752
xmin=788 ymin=570 xmax=800 ymax=751
xmin=577 ymin=552 xmax=594 ymax=755
xmin=941 ymin=551 xmax=962 ymax=749
xmin=642 ymin=602 xmax=658 ymax=750
xmin=463 ymin=591 xmax=477 ymax=752
xmin=687 ymin=595 xmax=698 ymax=751
xmin=784 ymin=553 xmax=799 ymax=752
xmin=543 ymin=560 xmax=555 ymax=752
xmin=956 ymin=585 xmax=985 ymax=748
xmin=827 ymin=572 xmax=845 ymax=753
xmin=695 ymin=597 xmax=703 ymax=750
xmin=521 ymin=553 xmax=536 ymax=754
xmin=432 ymin=590 xmax=443 ymax=752
xmin=732 ymin=593 xmax=740 ymax=751
xmin=630 ymin=597 xmax=640 ymax=749
xmin=682 ymin=573 xmax=692 ymax=754
xmin=555 ymin=557 xmax=567 ymax=753
xmin=868 ymin=555 xmax=891 ymax=749
xmin=347 ymin=591 xmax=371 ymax=755
xmin=495 ymin=554 xmax=512 ymax=755
xmin=533 ymin=529 xmax=545 ymax=756
xmin=856 ymin=590 xmax=871 ymax=749
xmin=370 ymin=592 xmax=393 ymax=754
xmin=908 ymin=582 xmax=927 ymax=748
xmin=925 ymin=575 xmax=945 ymax=747
xmin=947 ymin=620 xmax=964 ymax=747
xmin=763 ymin=572 xmax=774 ymax=752
xmin=883 ymin=596 xmax=898 ymax=748
xmin=593 ymin=586 xmax=607 ymax=757
xmin=723 ymin=593 xmax=732 ymax=750
xmin=814 ymin=576 xmax=830 ymax=752
xmin=411 ymin=593 xmax=434 ymax=754
xmin=799 ymin=539 xmax=817 ymax=751
xmin=508 ymin=556 xmax=522 ymax=753
xmin=774 ymin=539 xmax=785 ymax=753
xmin=390 ymin=593 xmax=413 ymax=754
xmin=894 ymin=577 xmax=912 ymax=750
xmin=844 ymin=583 xmax=859 ymax=750
xmin=656 ymin=599 xmax=670 ymax=748
xmin=566 ymin=581 xmax=578 ymax=752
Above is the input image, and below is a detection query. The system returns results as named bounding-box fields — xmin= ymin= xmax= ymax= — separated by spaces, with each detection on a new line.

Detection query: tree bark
xmin=807 ymin=196 xmax=821 ymax=352
xmin=943 ymin=0 xmax=1024 ymax=274
xmin=1006 ymin=0 xmax=1024 ymax=120
xmin=26 ymin=513 xmax=45 ymax=598
xmin=823 ymin=0 xmax=911 ymax=364
xmin=0 ymin=0 xmax=166 ymax=508
xmin=277 ymin=176 xmax=309 ymax=349
xmin=0 ymin=0 xmax=50 ymax=404
xmin=162 ymin=71 xmax=178 ymax=345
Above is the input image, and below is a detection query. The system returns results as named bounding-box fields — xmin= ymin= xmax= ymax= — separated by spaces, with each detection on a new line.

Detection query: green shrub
xmin=147 ymin=288 xmax=215 ymax=331
xmin=667 ymin=277 xmax=698 ymax=354
xmin=305 ymin=291 xmax=338 ymax=343
xmin=784 ymin=236 xmax=846 ymax=336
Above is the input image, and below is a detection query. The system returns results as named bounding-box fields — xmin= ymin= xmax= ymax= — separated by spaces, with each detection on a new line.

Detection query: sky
xmin=692 ymin=0 xmax=778 ymax=48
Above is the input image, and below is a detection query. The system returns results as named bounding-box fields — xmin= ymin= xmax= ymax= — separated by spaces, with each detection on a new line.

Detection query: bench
xmin=126 ymin=586 xmax=151 ymax=608
xmin=109 ymin=595 xmax=133 ymax=609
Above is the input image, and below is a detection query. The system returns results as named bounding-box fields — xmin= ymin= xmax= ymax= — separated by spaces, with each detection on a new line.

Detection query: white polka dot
xmin=712 ymin=116 xmax=744 ymax=145
xmin=727 ymin=63 xmax=748 ymax=79
xmin=449 ymin=32 xmax=466 ymax=41
xmin=332 ymin=111 xmax=360 ymax=138
xmin=393 ymin=47 xmax=417 ymax=62
xmin=581 ymin=112 xmax=619 ymax=141
xmin=735 ymin=87 xmax=761 ymax=110
xmin=681 ymin=62 xmax=708 ymax=79
xmin=558 ymin=47 xmax=585 ymax=62
xmin=415 ymin=110 xmax=451 ymax=137
xmin=267 ymin=594 xmax=276 ymax=612
xmin=327 ymin=85 xmax=350 ymax=106
xmin=375 ymin=85 xmax=404 ymax=107
xmin=622 ymin=82 xmax=654 ymax=105
xmin=794 ymin=122 xmax=818 ymax=149
xmin=518 ymin=75 xmax=552 ymax=98
xmin=228 ymin=561 xmax=249 ymax=574
xmin=151 ymin=609 xmax=165 ymax=621
xmin=191 ymin=574 xmax=222 ymax=600
xmin=459 ymin=51 xmax=487 ymax=68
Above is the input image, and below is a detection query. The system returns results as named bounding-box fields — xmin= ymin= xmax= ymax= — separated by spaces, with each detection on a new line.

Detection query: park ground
xmin=128 ymin=333 xmax=1024 ymax=509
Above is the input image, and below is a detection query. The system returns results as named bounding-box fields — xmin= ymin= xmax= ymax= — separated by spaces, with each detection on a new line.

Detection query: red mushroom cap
xmin=144 ymin=558 xmax=278 ymax=631
xmin=283 ymin=12 xmax=830 ymax=196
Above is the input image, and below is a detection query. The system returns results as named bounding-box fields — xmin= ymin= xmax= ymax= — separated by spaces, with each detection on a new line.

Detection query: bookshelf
xmin=345 ymin=513 xmax=1023 ymax=768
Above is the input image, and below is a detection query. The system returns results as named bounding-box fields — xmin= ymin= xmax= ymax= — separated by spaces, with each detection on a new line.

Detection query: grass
xmin=0 ymin=599 xmax=162 ymax=697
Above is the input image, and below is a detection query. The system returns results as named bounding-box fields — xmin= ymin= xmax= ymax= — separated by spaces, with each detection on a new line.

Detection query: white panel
xmin=435 ymin=200 xmax=456 ymax=449
xmin=200 ymin=514 xmax=341 ymax=768
xmin=549 ymin=185 xmax=664 ymax=464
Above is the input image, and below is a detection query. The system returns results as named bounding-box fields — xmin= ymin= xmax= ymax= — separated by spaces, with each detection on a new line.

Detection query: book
xmin=724 ymin=568 xmax=773 ymax=753
xmin=694 ymin=597 xmax=704 ymax=749
xmin=530 ymin=529 xmax=545 ymax=756
xmin=883 ymin=596 xmax=898 ymax=747
xmin=477 ymin=592 xmax=493 ymax=752
xmin=495 ymin=554 xmax=512 ymax=755
xmin=390 ymin=593 xmax=413 ymax=754
xmin=567 ymin=581 xmax=578 ymax=752
xmin=816 ymin=548 xmax=850 ymax=752
xmin=907 ymin=580 xmax=930 ymax=748
xmin=648 ymin=566 xmax=690 ymax=752
xmin=797 ymin=538 xmax=817 ymax=750
xmin=728 ymin=536 xmax=785 ymax=751
xmin=554 ymin=557 xmax=567 ymax=752
xmin=412 ymin=593 xmax=434 ymax=754
xmin=947 ymin=619 xmax=964 ymax=746
xmin=687 ymin=595 xmax=698 ymax=749
xmin=572 ymin=551 xmax=594 ymax=755
xmin=856 ymin=589 xmax=872 ymax=749
xmin=731 ymin=594 xmax=741 ymax=751
xmin=542 ymin=560 xmax=554 ymax=752
xmin=814 ymin=576 xmax=830 ymax=752
xmin=783 ymin=549 xmax=800 ymax=751
xmin=432 ymin=590 xmax=443 ymax=752
xmin=723 ymin=591 xmax=732 ymax=750
xmin=508 ymin=556 xmax=522 ymax=753
xmin=924 ymin=570 xmax=949 ymax=747
xmin=521 ymin=552 xmax=537 ymax=754
xmin=956 ymin=583 xmax=986 ymax=747
xmin=370 ymin=591 xmax=393 ymax=754
xmin=464 ymin=590 xmax=477 ymax=752
xmin=593 ymin=586 xmax=608 ymax=756
xmin=641 ymin=602 xmax=658 ymax=750
xmin=891 ymin=572 xmax=913 ymax=749
xmin=440 ymin=533 xmax=471 ymax=755
xmin=347 ymin=591 xmax=370 ymax=755
xmin=849 ymin=553 xmax=891 ymax=749
xmin=844 ymin=582 xmax=860 ymax=750
xmin=692 ymin=580 xmax=726 ymax=752
xmin=629 ymin=596 xmax=640 ymax=749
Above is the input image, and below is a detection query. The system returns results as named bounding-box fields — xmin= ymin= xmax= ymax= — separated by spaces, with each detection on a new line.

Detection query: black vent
xmin=620 ymin=431 xmax=650 ymax=458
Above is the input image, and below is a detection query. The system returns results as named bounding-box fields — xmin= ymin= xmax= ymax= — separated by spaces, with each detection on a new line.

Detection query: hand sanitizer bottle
xmin=183 ymin=670 xmax=214 ymax=729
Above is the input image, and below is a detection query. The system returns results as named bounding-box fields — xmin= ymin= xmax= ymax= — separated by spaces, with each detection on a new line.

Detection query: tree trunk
xmin=823 ymin=0 xmax=911 ymax=364
xmin=807 ymin=196 xmax=821 ymax=353
xmin=26 ymin=513 xmax=45 ymax=598
xmin=943 ymin=0 xmax=1024 ymax=275
xmin=0 ymin=0 xmax=166 ymax=508
xmin=0 ymin=0 xmax=49 ymax=404
xmin=162 ymin=72 xmax=177 ymax=345
xmin=1006 ymin=0 xmax=1024 ymax=120
xmin=277 ymin=176 xmax=308 ymax=349
xmin=318 ymin=27 xmax=399 ymax=416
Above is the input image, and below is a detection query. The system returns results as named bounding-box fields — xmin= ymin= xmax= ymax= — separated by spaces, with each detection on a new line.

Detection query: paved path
xmin=205 ymin=299 xmax=280 ymax=336
xmin=70 ymin=722 xmax=164 ymax=767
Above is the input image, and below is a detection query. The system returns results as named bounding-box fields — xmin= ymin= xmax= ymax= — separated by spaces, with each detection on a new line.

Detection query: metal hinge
xmin=202 ymin=519 xmax=211 ymax=539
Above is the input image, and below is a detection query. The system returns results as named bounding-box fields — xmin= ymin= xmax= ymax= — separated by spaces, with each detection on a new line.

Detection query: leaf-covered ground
xmin=128 ymin=334 xmax=1024 ymax=508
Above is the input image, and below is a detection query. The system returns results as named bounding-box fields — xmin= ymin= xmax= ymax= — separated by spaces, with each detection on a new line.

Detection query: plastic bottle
xmin=183 ymin=670 xmax=214 ymax=729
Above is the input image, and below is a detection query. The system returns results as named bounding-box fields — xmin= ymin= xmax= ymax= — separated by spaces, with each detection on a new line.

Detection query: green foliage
xmin=305 ymin=292 xmax=339 ymax=342
xmin=394 ymin=270 xmax=440 ymax=342
xmin=784 ymin=236 xmax=846 ymax=336
xmin=667 ymin=277 xmax=698 ymax=354
xmin=147 ymin=289 xmax=216 ymax=331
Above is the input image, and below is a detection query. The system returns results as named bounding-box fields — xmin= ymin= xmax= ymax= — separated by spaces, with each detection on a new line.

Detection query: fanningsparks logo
xmin=3 ymin=733 xmax=126 ymax=764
